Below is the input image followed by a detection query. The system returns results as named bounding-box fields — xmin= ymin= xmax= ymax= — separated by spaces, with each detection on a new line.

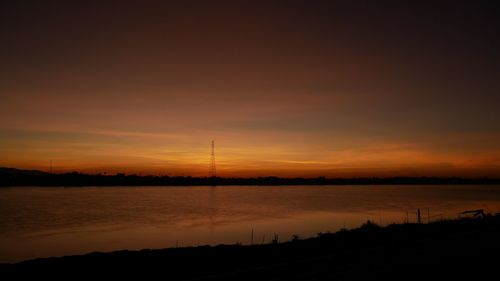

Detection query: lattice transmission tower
xmin=209 ymin=140 xmax=216 ymax=178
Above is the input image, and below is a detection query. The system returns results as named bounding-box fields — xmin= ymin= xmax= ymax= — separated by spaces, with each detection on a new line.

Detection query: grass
xmin=2 ymin=215 xmax=500 ymax=280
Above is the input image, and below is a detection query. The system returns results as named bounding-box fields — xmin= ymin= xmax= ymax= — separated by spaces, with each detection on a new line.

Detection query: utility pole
xmin=209 ymin=140 xmax=216 ymax=178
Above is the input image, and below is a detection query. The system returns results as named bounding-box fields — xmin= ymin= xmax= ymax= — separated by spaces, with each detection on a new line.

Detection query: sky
xmin=1 ymin=0 xmax=499 ymax=177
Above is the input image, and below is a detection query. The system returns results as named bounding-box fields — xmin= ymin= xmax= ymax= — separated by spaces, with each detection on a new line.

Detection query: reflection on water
xmin=1 ymin=185 xmax=500 ymax=262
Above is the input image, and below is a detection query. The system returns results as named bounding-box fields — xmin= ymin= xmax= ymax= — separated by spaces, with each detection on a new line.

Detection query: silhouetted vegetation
xmin=1 ymin=167 xmax=499 ymax=187
xmin=2 ymin=215 xmax=499 ymax=280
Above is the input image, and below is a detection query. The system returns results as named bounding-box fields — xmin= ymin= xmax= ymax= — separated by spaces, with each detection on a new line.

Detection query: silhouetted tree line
xmin=1 ymin=167 xmax=499 ymax=186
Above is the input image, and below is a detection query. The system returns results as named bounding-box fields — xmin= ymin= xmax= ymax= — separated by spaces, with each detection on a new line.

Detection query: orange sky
xmin=1 ymin=1 xmax=499 ymax=177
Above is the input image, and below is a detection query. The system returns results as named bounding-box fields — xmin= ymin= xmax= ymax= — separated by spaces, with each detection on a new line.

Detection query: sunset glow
xmin=1 ymin=1 xmax=499 ymax=177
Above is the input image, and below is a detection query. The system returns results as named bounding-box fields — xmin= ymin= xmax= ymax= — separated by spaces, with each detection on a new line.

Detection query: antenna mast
xmin=209 ymin=140 xmax=216 ymax=178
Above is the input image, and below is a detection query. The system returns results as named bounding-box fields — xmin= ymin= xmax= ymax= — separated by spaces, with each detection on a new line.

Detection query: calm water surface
xmin=1 ymin=185 xmax=500 ymax=263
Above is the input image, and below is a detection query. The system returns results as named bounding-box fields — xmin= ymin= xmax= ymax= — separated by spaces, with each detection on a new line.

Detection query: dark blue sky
xmin=1 ymin=0 xmax=499 ymax=176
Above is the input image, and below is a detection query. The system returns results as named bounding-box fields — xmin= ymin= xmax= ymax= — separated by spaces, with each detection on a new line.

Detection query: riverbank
xmin=2 ymin=168 xmax=500 ymax=186
xmin=2 ymin=215 xmax=499 ymax=280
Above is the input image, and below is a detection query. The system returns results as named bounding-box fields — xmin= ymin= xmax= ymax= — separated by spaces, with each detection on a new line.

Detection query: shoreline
xmin=2 ymin=216 xmax=500 ymax=279
xmin=3 ymin=167 xmax=500 ymax=187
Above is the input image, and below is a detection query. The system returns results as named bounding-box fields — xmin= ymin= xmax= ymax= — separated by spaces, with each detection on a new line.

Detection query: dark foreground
xmin=2 ymin=217 xmax=500 ymax=280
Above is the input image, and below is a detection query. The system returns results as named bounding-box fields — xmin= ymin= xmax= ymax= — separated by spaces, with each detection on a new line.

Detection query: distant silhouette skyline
xmin=1 ymin=1 xmax=499 ymax=177
xmin=1 ymin=167 xmax=499 ymax=187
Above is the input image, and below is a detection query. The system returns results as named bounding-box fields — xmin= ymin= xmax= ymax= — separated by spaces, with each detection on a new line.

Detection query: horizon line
xmin=1 ymin=167 xmax=499 ymax=180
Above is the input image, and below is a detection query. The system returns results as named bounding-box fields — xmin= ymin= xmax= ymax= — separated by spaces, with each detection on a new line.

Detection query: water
xmin=1 ymin=185 xmax=500 ymax=263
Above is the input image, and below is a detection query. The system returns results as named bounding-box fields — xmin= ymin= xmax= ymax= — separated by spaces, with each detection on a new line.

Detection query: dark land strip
xmin=2 ymin=216 xmax=500 ymax=280
xmin=2 ymin=167 xmax=500 ymax=186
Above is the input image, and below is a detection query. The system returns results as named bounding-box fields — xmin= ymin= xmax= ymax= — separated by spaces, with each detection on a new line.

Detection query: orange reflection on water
xmin=1 ymin=185 xmax=500 ymax=263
